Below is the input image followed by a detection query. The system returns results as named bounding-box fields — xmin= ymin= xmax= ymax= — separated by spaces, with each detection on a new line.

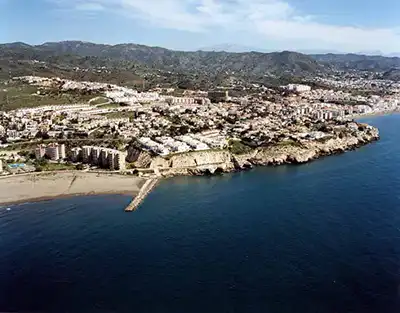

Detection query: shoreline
xmin=0 ymin=137 xmax=377 ymax=207
xmin=0 ymin=120 xmax=382 ymax=207
xmin=0 ymin=172 xmax=145 ymax=206
xmin=349 ymin=109 xmax=400 ymax=120
xmin=0 ymin=191 xmax=136 ymax=207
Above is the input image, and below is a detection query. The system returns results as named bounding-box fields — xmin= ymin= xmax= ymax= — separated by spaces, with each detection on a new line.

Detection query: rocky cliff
xmin=234 ymin=123 xmax=379 ymax=167
xmin=153 ymin=150 xmax=235 ymax=176
xmin=127 ymin=123 xmax=379 ymax=176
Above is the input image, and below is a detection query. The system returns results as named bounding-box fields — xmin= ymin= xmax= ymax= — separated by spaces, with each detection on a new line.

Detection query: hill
xmin=5 ymin=41 xmax=400 ymax=88
xmin=311 ymin=53 xmax=400 ymax=72
xmin=382 ymin=68 xmax=400 ymax=81
xmin=0 ymin=41 xmax=327 ymax=88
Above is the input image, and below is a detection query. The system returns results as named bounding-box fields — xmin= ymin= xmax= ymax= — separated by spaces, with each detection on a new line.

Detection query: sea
xmin=1 ymin=114 xmax=400 ymax=313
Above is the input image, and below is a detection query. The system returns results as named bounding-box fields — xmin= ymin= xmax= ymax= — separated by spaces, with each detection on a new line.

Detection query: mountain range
xmin=1 ymin=41 xmax=400 ymax=88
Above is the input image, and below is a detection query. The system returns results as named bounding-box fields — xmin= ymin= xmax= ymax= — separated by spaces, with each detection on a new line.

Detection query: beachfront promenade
xmin=125 ymin=178 xmax=159 ymax=212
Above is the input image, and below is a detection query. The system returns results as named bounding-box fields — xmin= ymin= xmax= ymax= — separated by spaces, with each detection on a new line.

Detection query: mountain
xmin=356 ymin=50 xmax=384 ymax=56
xmin=311 ymin=53 xmax=400 ymax=72
xmin=299 ymin=49 xmax=344 ymax=55
xmin=387 ymin=53 xmax=400 ymax=58
xmin=198 ymin=44 xmax=270 ymax=53
xmin=0 ymin=41 xmax=327 ymax=80
xmin=382 ymin=68 xmax=400 ymax=81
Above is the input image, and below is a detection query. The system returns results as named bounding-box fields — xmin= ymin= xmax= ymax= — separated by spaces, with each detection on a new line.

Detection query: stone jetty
xmin=125 ymin=178 xmax=159 ymax=212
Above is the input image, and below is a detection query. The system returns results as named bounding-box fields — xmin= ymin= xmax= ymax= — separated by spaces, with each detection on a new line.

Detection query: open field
xmin=0 ymin=81 xmax=104 ymax=111
xmin=37 ymin=162 xmax=76 ymax=172
xmin=0 ymin=172 xmax=145 ymax=205
xmin=100 ymin=111 xmax=136 ymax=119
xmin=97 ymin=103 xmax=122 ymax=109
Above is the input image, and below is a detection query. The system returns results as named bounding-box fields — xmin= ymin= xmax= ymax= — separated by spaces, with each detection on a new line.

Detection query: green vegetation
xmin=36 ymin=162 xmax=75 ymax=172
xmin=0 ymin=81 xmax=103 ymax=111
xmin=101 ymin=111 xmax=135 ymax=120
xmin=0 ymin=41 xmax=327 ymax=91
xmin=32 ymin=157 xmax=73 ymax=172
xmin=126 ymin=162 xmax=136 ymax=170
xmin=89 ymin=97 xmax=109 ymax=105
xmin=228 ymin=140 xmax=253 ymax=155
xmin=98 ymin=103 xmax=122 ymax=109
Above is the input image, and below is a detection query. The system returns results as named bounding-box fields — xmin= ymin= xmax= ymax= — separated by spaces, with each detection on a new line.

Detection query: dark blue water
xmin=1 ymin=115 xmax=400 ymax=313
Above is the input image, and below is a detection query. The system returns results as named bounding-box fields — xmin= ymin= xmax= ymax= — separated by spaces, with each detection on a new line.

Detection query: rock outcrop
xmin=234 ymin=124 xmax=379 ymax=167
xmin=127 ymin=148 xmax=153 ymax=168
xmin=128 ymin=122 xmax=379 ymax=177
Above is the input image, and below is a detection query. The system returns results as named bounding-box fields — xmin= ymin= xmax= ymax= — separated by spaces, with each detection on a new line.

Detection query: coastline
xmin=0 ymin=172 xmax=145 ymax=206
xmin=0 ymin=120 xmax=381 ymax=208
xmin=152 ymin=123 xmax=380 ymax=177
xmin=349 ymin=109 xmax=400 ymax=120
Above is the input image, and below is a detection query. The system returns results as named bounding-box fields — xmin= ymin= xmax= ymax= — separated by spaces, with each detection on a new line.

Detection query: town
xmin=0 ymin=73 xmax=393 ymax=177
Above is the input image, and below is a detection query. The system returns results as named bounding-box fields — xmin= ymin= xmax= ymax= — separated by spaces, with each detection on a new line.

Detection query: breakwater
xmin=125 ymin=178 xmax=159 ymax=212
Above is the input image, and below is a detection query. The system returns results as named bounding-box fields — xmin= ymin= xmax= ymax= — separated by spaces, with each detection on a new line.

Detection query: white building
xmin=155 ymin=137 xmax=191 ymax=153
xmin=71 ymin=147 xmax=82 ymax=162
xmin=286 ymin=84 xmax=312 ymax=93
xmin=35 ymin=145 xmax=46 ymax=159
xmin=138 ymin=137 xmax=170 ymax=155
xmin=35 ymin=143 xmax=66 ymax=160
xmin=176 ymin=135 xmax=209 ymax=151
xmin=78 ymin=146 xmax=126 ymax=170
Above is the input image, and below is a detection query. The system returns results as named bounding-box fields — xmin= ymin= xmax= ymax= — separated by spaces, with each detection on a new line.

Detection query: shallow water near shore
xmin=1 ymin=114 xmax=400 ymax=313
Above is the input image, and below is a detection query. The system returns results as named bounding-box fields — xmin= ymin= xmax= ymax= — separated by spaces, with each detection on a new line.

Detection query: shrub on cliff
xmin=229 ymin=140 xmax=253 ymax=155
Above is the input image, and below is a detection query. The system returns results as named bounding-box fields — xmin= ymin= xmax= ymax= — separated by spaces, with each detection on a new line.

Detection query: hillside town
xmin=0 ymin=74 xmax=395 ymax=175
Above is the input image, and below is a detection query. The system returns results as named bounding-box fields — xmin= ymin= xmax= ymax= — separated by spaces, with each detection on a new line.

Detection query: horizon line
xmin=1 ymin=40 xmax=400 ymax=57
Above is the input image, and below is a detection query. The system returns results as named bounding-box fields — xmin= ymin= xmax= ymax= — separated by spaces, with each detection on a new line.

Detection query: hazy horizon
xmin=2 ymin=39 xmax=400 ymax=57
xmin=3 ymin=0 xmax=400 ymax=55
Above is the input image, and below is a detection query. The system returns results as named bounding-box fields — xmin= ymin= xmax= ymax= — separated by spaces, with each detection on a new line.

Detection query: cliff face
xmin=169 ymin=150 xmax=232 ymax=168
xmin=235 ymin=124 xmax=379 ymax=167
xmin=150 ymin=150 xmax=235 ymax=175
xmin=128 ymin=123 xmax=379 ymax=176
xmin=127 ymin=148 xmax=153 ymax=168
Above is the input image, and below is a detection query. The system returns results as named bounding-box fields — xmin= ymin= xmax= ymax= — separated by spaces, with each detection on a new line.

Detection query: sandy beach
xmin=0 ymin=172 xmax=145 ymax=205
xmin=350 ymin=109 xmax=400 ymax=120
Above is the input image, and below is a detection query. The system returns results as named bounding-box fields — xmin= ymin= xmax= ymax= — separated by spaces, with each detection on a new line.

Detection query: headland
xmin=128 ymin=120 xmax=380 ymax=177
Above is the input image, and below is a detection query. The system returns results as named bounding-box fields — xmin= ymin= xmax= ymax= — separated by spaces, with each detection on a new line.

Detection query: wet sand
xmin=0 ymin=172 xmax=145 ymax=205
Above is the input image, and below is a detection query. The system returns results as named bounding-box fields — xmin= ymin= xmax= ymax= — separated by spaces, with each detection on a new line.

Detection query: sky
xmin=2 ymin=0 xmax=400 ymax=53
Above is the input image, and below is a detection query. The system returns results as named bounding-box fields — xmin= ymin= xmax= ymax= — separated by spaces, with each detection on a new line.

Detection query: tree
xmin=35 ymin=131 xmax=50 ymax=140
xmin=34 ymin=158 xmax=48 ymax=167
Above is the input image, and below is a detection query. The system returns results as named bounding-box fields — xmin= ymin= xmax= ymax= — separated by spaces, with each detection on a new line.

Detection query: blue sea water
xmin=1 ymin=115 xmax=400 ymax=313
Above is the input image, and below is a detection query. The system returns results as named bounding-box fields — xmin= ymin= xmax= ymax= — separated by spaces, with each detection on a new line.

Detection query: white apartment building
xmin=166 ymin=97 xmax=196 ymax=105
xmin=79 ymin=146 xmax=126 ymax=170
xmin=35 ymin=145 xmax=46 ymax=159
xmin=71 ymin=147 xmax=82 ymax=162
xmin=35 ymin=143 xmax=66 ymax=160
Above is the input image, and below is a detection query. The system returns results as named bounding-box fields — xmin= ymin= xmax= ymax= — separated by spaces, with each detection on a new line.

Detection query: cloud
xmin=75 ymin=2 xmax=105 ymax=11
xmin=46 ymin=0 xmax=400 ymax=52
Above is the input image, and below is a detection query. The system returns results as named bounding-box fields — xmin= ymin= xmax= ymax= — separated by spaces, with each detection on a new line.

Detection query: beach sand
xmin=0 ymin=172 xmax=145 ymax=205
xmin=350 ymin=109 xmax=399 ymax=120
